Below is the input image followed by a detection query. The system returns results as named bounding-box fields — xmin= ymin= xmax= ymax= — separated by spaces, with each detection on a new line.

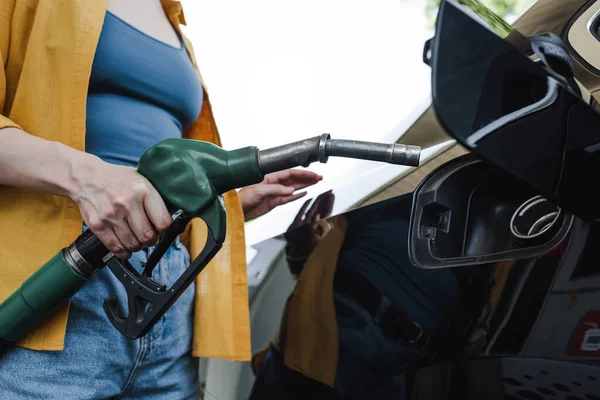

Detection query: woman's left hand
xmin=238 ymin=169 xmax=323 ymax=221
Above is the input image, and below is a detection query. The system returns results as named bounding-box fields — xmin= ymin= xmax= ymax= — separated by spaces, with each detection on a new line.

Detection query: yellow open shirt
xmin=0 ymin=0 xmax=251 ymax=361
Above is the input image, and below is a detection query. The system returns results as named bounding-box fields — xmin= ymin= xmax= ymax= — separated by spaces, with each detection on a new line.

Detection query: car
xmin=407 ymin=0 xmax=600 ymax=398
xmin=204 ymin=1 xmax=600 ymax=398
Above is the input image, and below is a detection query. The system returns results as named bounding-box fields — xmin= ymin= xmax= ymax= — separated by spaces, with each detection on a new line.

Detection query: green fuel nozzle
xmin=0 ymin=134 xmax=421 ymax=348
xmin=137 ymin=133 xmax=421 ymax=217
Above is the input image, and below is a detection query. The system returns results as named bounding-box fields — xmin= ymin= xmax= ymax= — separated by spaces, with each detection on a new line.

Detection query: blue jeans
xmin=249 ymin=290 xmax=425 ymax=400
xmin=0 ymin=238 xmax=199 ymax=399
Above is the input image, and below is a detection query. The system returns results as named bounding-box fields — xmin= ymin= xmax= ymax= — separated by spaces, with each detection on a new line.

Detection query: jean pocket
xmin=334 ymin=292 xmax=371 ymax=329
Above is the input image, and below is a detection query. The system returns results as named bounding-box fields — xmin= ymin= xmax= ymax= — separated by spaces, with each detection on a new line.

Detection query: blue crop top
xmin=85 ymin=12 xmax=203 ymax=167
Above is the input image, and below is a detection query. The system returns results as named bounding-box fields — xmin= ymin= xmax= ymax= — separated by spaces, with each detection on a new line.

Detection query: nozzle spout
xmin=257 ymin=134 xmax=421 ymax=175
xmin=325 ymin=139 xmax=421 ymax=167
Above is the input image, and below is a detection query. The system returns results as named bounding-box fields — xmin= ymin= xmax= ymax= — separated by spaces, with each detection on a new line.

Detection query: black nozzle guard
xmin=103 ymin=213 xmax=222 ymax=340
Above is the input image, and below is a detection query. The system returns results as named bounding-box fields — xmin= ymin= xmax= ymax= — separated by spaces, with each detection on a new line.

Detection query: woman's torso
xmin=85 ymin=10 xmax=203 ymax=167
xmin=0 ymin=1 xmax=250 ymax=359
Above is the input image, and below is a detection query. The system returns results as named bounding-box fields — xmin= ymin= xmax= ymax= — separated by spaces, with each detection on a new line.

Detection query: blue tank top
xmin=85 ymin=12 xmax=203 ymax=167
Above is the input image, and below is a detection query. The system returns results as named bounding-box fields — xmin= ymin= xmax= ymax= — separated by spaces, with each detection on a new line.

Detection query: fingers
xmin=113 ymin=219 xmax=142 ymax=256
xmin=95 ymin=195 xmax=143 ymax=259
xmin=264 ymin=169 xmax=323 ymax=189
xmin=84 ymin=210 xmax=132 ymax=260
xmin=95 ymin=227 xmax=131 ymax=261
xmin=241 ymin=168 xmax=326 ymax=221
xmin=79 ymin=182 xmax=171 ymax=260
xmin=128 ymin=199 xmax=159 ymax=247
xmin=110 ymin=182 xmax=162 ymax=255
xmin=127 ymin=182 xmax=172 ymax=249
xmin=71 ymin=161 xmax=174 ymax=261
xmin=256 ymin=184 xmax=296 ymax=199
xmin=140 ymin=182 xmax=173 ymax=235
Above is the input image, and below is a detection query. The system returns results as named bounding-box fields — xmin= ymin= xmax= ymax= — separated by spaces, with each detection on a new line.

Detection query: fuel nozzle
xmin=257 ymin=133 xmax=421 ymax=175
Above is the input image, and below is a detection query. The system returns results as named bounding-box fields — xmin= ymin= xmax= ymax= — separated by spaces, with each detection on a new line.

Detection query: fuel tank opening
xmin=510 ymin=195 xmax=564 ymax=245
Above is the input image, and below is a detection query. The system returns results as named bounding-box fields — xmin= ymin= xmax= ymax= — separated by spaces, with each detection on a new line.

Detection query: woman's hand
xmin=238 ymin=169 xmax=323 ymax=221
xmin=70 ymin=157 xmax=173 ymax=260
xmin=0 ymin=128 xmax=172 ymax=260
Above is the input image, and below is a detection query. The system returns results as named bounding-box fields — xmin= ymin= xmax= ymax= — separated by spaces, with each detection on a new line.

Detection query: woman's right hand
xmin=0 ymin=128 xmax=171 ymax=260
xmin=69 ymin=156 xmax=173 ymax=260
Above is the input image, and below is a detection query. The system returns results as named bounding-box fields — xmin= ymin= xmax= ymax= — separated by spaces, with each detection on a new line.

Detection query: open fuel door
xmin=409 ymin=0 xmax=600 ymax=269
xmin=408 ymin=154 xmax=573 ymax=269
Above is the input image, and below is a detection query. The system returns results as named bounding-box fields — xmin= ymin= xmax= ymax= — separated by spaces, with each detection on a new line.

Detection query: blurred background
xmin=180 ymin=0 xmax=534 ymax=248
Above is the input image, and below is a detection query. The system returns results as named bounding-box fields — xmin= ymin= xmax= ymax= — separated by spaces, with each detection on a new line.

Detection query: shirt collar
xmin=161 ymin=0 xmax=187 ymax=26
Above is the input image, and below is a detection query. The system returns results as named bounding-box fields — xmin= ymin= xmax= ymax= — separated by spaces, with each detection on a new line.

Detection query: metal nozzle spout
xmin=257 ymin=133 xmax=421 ymax=175
xmin=324 ymin=140 xmax=421 ymax=167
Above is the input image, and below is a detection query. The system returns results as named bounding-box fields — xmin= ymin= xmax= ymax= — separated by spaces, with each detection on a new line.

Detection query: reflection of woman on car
xmin=250 ymin=193 xmax=462 ymax=399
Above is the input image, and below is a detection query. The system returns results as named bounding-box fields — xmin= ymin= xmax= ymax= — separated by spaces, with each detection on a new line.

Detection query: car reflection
xmin=249 ymin=193 xmax=490 ymax=398
xmin=242 ymin=0 xmax=600 ymax=397
xmin=246 ymin=188 xmax=600 ymax=399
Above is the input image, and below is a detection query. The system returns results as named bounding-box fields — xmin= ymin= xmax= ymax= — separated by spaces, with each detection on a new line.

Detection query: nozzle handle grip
xmin=103 ymin=201 xmax=226 ymax=339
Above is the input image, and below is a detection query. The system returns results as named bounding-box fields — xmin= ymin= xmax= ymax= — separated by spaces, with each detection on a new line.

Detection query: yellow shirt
xmin=275 ymin=216 xmax=348 ymax=386
xmin=0 ymin=0 xmax=251 ymax=361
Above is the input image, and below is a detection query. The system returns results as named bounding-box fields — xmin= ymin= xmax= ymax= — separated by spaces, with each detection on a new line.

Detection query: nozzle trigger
xmin=103 ymin=211 xmax=223 ymax=340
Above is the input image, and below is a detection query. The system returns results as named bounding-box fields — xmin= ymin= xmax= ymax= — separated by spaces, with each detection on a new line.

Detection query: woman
xmin=0 ymin=0 xmax=321 ymax=398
